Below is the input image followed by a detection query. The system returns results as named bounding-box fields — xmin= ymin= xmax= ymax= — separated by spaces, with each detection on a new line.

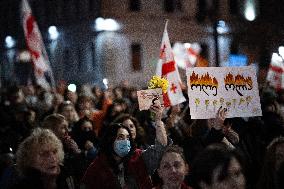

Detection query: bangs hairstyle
xmin=16 ymin=128 xmax=64 ymax=175
xmin=42 ymin=113 xmax=66 ymax=130
xmin=100 ymin=123 xmax=135 ymax=157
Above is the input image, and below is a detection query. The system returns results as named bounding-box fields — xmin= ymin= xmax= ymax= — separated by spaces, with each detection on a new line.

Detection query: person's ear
xmin=185 ymin=163 xmax=190 ymax=175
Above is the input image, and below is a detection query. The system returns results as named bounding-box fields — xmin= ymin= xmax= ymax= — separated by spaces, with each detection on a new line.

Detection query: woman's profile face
xmin=201 ymin=157 xmax=245 ymax=189
xmin=158 ymin=152 xmax=188 ymax=187
xmin=31 ymin=144 xmax=60 ymax=176
xmin=54 ymin=120 xmax=68 ymax=140
xmin=122 ymin=119 xmax=136 ymax=139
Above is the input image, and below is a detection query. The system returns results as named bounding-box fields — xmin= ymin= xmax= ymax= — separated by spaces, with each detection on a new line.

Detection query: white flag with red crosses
xmin=21 ymin=0 xmax=55 ymax=89
xmin=156 ymin=21 xmax=186 ymax=107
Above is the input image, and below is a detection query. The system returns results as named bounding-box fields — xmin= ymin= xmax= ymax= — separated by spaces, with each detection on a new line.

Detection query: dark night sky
xmin=1 ymin=0 xmax=284 ymax=49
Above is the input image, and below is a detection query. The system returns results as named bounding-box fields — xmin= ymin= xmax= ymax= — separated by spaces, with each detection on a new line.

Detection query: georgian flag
xmin=266 ymin=53 xmax=284 ymax=91
xmin=156 ymin=21 xmax=186 ymax=107
xmin=21 ymin=0 xmax=54 ymax=89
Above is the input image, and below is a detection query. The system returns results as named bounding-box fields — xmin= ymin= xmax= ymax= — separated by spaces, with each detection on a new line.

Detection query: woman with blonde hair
xmin=11 ymin=128 xmax=75 ymax=189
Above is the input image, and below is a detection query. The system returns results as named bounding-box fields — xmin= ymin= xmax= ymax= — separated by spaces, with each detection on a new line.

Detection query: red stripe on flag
xmin=161 ymin=61 xmax=176 ymax=107
xmin=270 ymin=65 xmax=284 ymax=73
xmin=162 ymin=61 xmax=175 ymax=76
xmin=163 ymin=92 xmax=171 ymax=107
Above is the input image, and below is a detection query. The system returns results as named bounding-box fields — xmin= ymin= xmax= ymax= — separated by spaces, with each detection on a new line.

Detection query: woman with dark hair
xmin=71 ymin=117 xmax=99 ymax=160
xmin=191 ymin=144 xmax=246 ymax=189
xmin=257 ymin=137 xmax=284 ymax=189
xmin=113 ymin=113 xmax=148 ymax=149
xmin=81 ymin=103 xmax=168 ymax=189
xmin=75 ymin=95 xmax=95 ymax=119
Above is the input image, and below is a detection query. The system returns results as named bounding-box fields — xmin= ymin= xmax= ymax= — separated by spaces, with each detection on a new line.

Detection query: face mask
xmin=113 ymin=139 xmax=131 ymax=157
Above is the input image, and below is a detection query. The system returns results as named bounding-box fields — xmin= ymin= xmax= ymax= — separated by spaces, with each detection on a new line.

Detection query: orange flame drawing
xmin=190 ymin=72 xmax=218 ymax=87
xmin=224 ymin=73 xmax=253 ymax=87
xmin=224 ymin=73 xmax=234 ymax=85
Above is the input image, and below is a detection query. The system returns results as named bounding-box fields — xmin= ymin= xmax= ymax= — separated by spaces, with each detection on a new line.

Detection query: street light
xmin=95 ymin=17 xmax=120 ymax=31
xmin=48 ymin=26 xmax=59 ymax=40
xmin=67 ymin=84 xmax=76 ymax=92
xmin=5 ymin=36 xmax=15 ymax=48
xmin=244 ymin=0 xmax=257 ymax=21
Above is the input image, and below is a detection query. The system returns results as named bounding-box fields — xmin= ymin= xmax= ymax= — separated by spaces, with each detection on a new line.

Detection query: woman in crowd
xmin=11 ymin=128 xmax=75 ymax=189
xmin=81 ymin=102 xmax=168 ymax=189
xmin=71 ymin=117 xmax=99 ymax=160
xmin=42 ymin=113 xmax=85 ymax=188
xmin=42 ymin=113 xmax=81 ymax=155
xmin=57 ymin=101 xmax=79 ymax=132
xmin=190 ymin=144 xmax=246 ymax=189
xmin=257 ymin=137 xmax=284 ymax=189
xmin=75 ymin=95 xmax=95 ymax=119
xmin=113 ymin=113 xmax=148 ymax=149
xmin=155 ymin=145 xmax=192 ymax=189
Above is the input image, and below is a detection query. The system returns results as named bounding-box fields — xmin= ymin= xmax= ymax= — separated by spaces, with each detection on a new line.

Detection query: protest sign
xmin=187 ymin=66 xmax=262 ymax=119
xmin=137 ymin=88 xmax=163 ymax=110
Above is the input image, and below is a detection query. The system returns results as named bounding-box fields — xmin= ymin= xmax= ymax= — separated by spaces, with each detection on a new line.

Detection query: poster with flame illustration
xmin=187 ymin=66 xmax=262 ymax=119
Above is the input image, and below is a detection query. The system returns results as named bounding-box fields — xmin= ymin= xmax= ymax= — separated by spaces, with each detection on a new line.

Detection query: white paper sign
xmin=187 ymin=66 xmax=262 ymax=119
xmin=137 ymin=88 xmax=163 ymax=110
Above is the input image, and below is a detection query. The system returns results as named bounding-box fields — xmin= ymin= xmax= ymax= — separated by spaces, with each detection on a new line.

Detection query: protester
xmin=71 ymin=117 xmax=99 ymax=160
xmin=42 ymin=113 xmax=84 ymax=187
xmin=191 ymin=144 xmax=246 ymax=189
xmin=81 ymin=102 xmax=168 ymax=189
xmin=91 ymin=90 xmax=113 ymax=136
xmin=75 ymin=95 xmax=95 ymax=119
xmin=113 ymin=113 xmax=148 ymax=149
xmin=257 ymin=137 xmax=284 ymax=189
xmin=154 ymin=145 xmax=192 ymax=189
xmin=57 ymin=101 xmax=79 ymax=132
xmin=11 ymin=128 xmax=75 ymax=189
xmin=42 ymin=113 xmax=81 ymax=154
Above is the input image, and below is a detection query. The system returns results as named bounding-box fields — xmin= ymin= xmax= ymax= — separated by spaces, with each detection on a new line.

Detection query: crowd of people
xmin=0 ymin=80 xmax=284 ymax=189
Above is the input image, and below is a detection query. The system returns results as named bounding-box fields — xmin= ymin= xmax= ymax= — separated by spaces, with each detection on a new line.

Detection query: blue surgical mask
xmin=114 ymin=139 xmax=131 ymax=157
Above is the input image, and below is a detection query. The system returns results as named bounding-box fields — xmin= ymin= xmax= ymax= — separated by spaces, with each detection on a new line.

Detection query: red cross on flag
xmin=156 ymin=21 xmax=186 ymax=107
xmin=21 ymin=0 xmax=55 ymax=89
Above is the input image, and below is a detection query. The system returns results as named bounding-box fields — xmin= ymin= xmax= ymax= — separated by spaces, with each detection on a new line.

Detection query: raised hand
xmin=213 ymin=106 xmax=228 ymax=130
xmin=150 ymin=100 xmax=164 ymax=121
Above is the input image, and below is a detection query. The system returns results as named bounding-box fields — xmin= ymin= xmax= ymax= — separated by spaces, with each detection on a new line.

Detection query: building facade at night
xmin=0 ymin=0 xmax=282 ymax=88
